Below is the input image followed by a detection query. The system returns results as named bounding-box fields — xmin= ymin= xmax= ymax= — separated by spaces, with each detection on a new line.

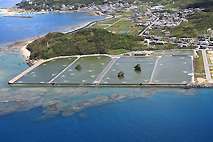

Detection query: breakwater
xmin=66 ymin=14 xmax=114 ymax=34
xmin=8 ymin=82 xmax=187 ymax=88
xmin=3 ymin=16 xmax=33 ymax=18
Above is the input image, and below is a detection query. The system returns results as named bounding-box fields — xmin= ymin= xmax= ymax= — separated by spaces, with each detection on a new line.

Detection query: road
xmin=139 ymin=17 xmax=159 ymax=36
xmin=93 ymin=57 xmax=118 ymax=84
xmin=104 ymin=18 xmax=123 ymax=29
xmin=201 ymin=49 xmax=213 ymax=83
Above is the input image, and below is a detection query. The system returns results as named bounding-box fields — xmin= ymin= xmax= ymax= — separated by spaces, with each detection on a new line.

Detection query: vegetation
xmin=168 ymin=11 xmax=213 ymax=38
xmin=194 ymin=51 xmax=205 ymax=73
xmin=134 ymin=64 xmax=141 ymax=71
xmin=27 ymin=28 xmax=141 ymax=59
xmin=195 ymin=75 xmax=207 ymax=84
xmin=118 ymin=71 xmax=124 ymax=78
xmin=75 ymin=64 xmax=82 ymax=70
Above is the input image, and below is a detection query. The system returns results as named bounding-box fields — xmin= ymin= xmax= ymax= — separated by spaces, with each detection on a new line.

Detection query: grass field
xmin=194 ymin=51 xmax=205 ymax=73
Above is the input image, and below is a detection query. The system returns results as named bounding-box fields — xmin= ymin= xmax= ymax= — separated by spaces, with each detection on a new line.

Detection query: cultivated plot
xmin=101 ymin=57 xmax=157 ymax=84
xmin=54 ymin=56 xmax=112 ymax=84
xmin=151 ymin=56 xmax=192 ymax=84
xmin=15 ymin=57 xmax=76 ymax=83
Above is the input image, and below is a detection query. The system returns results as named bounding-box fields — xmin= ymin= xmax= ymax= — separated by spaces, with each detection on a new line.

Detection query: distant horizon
xmin=0 ymin=0 xmax=21 ymax=8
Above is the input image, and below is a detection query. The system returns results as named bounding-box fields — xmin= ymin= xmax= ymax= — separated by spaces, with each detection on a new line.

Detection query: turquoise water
xmin=0 ymin=12 xmax=105 ymax=48
xmin=1 ymin=11 xmax=213 ymax=142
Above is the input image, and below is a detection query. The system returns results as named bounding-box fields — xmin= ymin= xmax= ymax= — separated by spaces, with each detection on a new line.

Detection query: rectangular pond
xmin=101 ymin=57 xmax=157 ymax=84
xmin=153 ymin=50 xmax=194 ymax=56
xmin=151 ymin=56 xmax=192 ymax=84
xmin=53 ymin=56 xmax=112 ymax=84
xmin=15 ymin=57 xmax=76 ymax=83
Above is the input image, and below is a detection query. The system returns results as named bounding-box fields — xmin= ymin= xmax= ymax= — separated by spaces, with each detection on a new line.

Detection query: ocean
xmin=0 ymin=11 xmax=213 ymax=142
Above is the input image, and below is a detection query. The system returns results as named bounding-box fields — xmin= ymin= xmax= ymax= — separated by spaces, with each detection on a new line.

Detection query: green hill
xmin=17 ymin=0 xmax=213 ymax=12
xmin=168 ymin=11 xmax=213 ymax=38
xmin=27 ymin=28 xmax=141 ymax=59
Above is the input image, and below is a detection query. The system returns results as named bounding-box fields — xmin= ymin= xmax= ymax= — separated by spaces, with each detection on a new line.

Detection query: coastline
xmin=2 ymin=12 xmax=113 ymax=59
xmin=0 ymin=8 xmax=19 ymax=16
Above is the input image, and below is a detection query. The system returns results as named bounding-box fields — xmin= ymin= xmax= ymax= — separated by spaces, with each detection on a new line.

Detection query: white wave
xmin=88 ymin=70 xmax=93 ymax=72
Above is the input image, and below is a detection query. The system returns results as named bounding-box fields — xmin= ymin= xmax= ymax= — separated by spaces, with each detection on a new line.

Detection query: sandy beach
xmin=4 ymin=38 xmax=37 ymax=59
xmin=0 ymin=8 xmax=19 ymax=16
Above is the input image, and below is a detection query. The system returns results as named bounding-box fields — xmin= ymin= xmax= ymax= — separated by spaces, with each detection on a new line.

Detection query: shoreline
xmin=2 ymin=12 xmax=113 ymax=59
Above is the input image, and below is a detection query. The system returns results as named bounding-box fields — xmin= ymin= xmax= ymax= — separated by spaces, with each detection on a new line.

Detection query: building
xmin=123 ymin=51 xmax=154 ymax=56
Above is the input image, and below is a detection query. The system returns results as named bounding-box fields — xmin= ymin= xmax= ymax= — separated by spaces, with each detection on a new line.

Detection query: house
xmin=144 ymin=31 xmax=149 ymax=35
xmin=144 ymin=39 xmax=150 ymax=43
xmin=156 ymin=41 xmax=164 ymax=45
xmin=207 ymin=28 xmax=211 ymax=34
xmin=124 ymin=51 xmax=154 ymax=56
xmin=164 ymin=31 xmax=170 ymax=35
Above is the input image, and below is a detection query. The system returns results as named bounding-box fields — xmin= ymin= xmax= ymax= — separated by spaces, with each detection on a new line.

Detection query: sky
xmin=0 ymin=0 xmax=21 ymax=8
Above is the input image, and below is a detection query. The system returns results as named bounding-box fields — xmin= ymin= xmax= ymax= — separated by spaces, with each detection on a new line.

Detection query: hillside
xmin=168 ymin=11 xmax=213 ymax=38
xmin=17 ymin=0 xmax=213 ymax=10
xmin=27 ymin=28 xmax=141 ymax=59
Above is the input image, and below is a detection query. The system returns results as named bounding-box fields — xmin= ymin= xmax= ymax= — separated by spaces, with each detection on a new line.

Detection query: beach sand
xmin=4 ymin=38 xmax=37 ymax=59
xmin=0 ymin=8 xmax=19 ymax=16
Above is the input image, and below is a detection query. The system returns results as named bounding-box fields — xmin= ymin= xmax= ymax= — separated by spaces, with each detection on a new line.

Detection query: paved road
xmin=94 ymin=57 xmax=118 ymax=84
xmin=48 ymin=57 xmax=80 ymax=83
xmin=149 ymin=56 xmax=160 ymax=84
xmin=104 ymin=18 xmax=123 ymax=29
xmin=139 ymin=17 xmax=159 ymax=36
xmin=201 ymin=49 xmax=213 ymax=83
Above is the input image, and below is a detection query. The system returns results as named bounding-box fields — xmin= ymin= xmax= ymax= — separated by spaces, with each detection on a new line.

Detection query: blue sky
xmin=0 ymin=0 xmax=22 ymax=8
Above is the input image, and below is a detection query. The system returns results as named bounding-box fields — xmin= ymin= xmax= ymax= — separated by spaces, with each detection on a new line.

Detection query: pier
xmin=149 ymin=56 xmax=160 ymax=84
xmin=8 ymin=60 xmax=44 ymax=84
xmin=48 ymin=56 xmax=80 ymax=83
xmin=93 ymin=57 xmax=119 ymax=84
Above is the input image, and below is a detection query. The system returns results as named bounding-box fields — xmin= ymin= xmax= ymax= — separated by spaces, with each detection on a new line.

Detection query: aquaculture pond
xmin=101 ymin=57 xmax=157 ymax=84
xmin=152 ymin=56 xmax=192 ymax=84
xmin=54 ymin=56 xmax=112 ymax=84
xmin=15 ymin=57 xmax=76 ymax=83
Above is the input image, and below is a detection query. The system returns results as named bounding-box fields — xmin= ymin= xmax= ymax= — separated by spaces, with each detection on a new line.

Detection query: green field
xmin=194 ymin=51 xmax=205 ymax=73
